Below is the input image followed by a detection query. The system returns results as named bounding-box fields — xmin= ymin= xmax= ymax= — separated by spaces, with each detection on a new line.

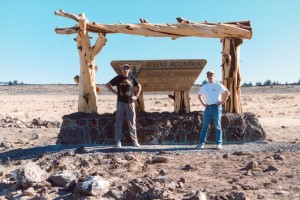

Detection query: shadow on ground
xmin=0 ymin=144 xmax=199 ymax=162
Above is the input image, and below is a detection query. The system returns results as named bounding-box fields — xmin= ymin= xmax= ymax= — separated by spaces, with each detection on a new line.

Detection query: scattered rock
xmin=104 ymin=189 xmax=123 ymax=199
xmin=148 ymin=187 xmax=163 ymax=199
xmin=232 ymin=151 xmax=254 ymax=156
xmin=235 ymin=192 xmax=249 ymax=200
xmin=22 ymin=187 xmax=36 ymax=196
xmin=2 ymin=157 xmax=11 ymax=166
xmin=31 ymin=132 xmax=39 ymax=140
xmin=147 ymin=156 xmax=169 ymax=164
xmin=74 ymin=146 xmax=88 ymax=154
xmin=263 ymin=165 xmax=279 ymax=173
xmin=181 ymin=164 xmax=194 ymax=171
xmin=0 ymin=116 xmax=60 ymax=129
xmin=159 ymin=169 xmax=167 ymax=175
xmin=48 ymin=170 xmax=79 ymax=187
xmin=238 ymin=183 xmax=255 ymax=190
xmin=76 ymin=176 xmax=110 ymax=196
xmin=273 ymin=153 xmax=285 ymax=160
xmin=243 ymin=170 xmax=255 ymax=176
xmin=13 ymin=161 xmax=48 ymax=189
xmin=286 ymin=174 xmax=293 ymax=178
xmin=124 ymin=153 xmax=136 ymax=161
xmin=242 ymin=160 xmax=258 ymax=171
xmin=31 ymin=118 xmax=60 ymax=128
xmin=158 ymin=150 xmax=168 ymax=155
xmin=0 ymin=141 xmax=12 ymax=149
xmin=182 ymin=190 xmax=206 ymax=200
xmin=167 ymin=181 xmax=177 ymax=191
xmin=222 ymin=154 xmax=229 ymax=159
xmin=274 ymin=190 xmax=289 ymax=196
xmin=276 ymin=148 xmax=284 ymax=153
xmin=291 ymin=139 xmax=298 ymax=144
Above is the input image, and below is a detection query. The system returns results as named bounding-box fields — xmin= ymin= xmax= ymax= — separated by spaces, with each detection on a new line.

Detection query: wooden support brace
xmin=77 ymin=16 xmax=98 ymax=113
xmin=135 ymin=91 xmax=145 ymax=112
xmin=74 ymin=75 xmax=101 ymax=94
xmin=92 ymin=33 xmax=107 ymax=56
xmin=222 ymin=38 xmax=243 ymax=113
xmin=174 ymin=91 xmax=190 ymax=113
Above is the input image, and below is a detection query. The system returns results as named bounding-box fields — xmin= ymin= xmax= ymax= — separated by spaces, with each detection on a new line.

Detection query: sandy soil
xmin=0 ymin=84 xmax=300 ymax=199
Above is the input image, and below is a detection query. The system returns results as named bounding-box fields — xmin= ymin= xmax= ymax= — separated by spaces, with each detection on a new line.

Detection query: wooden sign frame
xmin=111 ymin=59 xmax=207 ymax=91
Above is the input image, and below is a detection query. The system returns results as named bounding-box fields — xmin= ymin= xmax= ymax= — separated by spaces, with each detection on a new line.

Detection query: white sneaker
xmin=196 ymin=144 xmax=205 ymax=149
xmin=217 ymin=144 xmax=223 ymax=149
xmin=133 ymin=141 xmax=140 ymax=147
xmin=116 ymin=141 xmax=122 ymax=148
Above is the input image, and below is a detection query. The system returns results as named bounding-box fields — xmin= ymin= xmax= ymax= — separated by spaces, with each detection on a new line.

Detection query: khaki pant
xmin=114 ymin=101 xmax=138 ymax=143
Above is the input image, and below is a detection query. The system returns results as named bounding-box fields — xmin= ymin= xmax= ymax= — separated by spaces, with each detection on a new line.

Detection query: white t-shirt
xmin=198 ymin=82 xmax=228 ymax=105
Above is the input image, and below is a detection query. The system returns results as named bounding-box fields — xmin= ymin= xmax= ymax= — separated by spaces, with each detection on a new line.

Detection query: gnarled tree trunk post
xmin=76 ymin=14 xmax=107 ymax=113
xmin=174 ymin=91 xmax=190 ymax=113
xmin=135 ymin=91 xmax=145 ymax=112
xmin=222 ymin=38 xmax=243 ymax=113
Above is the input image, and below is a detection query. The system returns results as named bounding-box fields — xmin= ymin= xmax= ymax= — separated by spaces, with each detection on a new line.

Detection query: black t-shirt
xmin=109 ymin=75 xmax=139 ymax=103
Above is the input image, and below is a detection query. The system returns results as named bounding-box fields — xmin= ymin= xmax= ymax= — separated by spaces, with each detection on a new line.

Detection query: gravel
xmin=1 ymin=141 xmax=300 ymax=162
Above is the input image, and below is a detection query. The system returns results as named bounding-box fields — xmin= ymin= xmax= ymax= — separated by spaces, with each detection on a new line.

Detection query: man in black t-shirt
xmin=106 ymin=64 xmax=142 ymax=148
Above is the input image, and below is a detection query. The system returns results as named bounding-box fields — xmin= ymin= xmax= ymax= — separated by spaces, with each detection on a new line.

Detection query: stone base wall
xmin=57 ymin=111 xmax=266 ymax=145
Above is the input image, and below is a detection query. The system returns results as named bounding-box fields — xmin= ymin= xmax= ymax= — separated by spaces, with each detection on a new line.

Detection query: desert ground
xmin=0 ymin=84 xmax=300 ymax=199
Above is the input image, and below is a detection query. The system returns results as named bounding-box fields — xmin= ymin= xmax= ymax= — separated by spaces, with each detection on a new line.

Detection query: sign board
xmin=110 ymin=59 xmax=207 ymax=91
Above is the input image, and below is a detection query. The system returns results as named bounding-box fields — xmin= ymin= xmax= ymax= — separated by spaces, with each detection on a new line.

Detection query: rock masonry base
xmin=57 ymin=111 xmax=266 ymax=145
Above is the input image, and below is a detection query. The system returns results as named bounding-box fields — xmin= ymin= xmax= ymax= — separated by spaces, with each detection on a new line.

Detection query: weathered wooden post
xmin=55 ymin=11 xmax=107 ymax=113
xmin=135 ymin=91 xmax=145 ymax=112
xmin=174 ymin=91 xmax=190 ymax=113
xmin=222 ymin=38 xmax=243 ymax=113
xmin=77 ymin=15 xmax=107 ymax=113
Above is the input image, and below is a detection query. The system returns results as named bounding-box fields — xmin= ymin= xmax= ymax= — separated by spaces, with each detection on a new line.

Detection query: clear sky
xmin=1 ymin=0 xmax=299 ymax=84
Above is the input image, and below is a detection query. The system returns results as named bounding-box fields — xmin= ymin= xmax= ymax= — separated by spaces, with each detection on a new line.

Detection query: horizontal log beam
xmin=55 ymin=10 xmax=252 ymax=39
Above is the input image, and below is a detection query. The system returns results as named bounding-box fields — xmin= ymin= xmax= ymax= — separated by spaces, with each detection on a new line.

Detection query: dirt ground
xmin=0 ymin=84 xmax=300 ymax=199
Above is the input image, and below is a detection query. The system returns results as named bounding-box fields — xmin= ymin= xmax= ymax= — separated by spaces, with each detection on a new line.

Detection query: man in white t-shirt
xmin=196 ymin=70 xmax=230 ymax=149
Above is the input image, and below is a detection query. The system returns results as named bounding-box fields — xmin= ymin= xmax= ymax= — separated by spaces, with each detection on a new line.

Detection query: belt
xmin=206 ymin=104 xmax=218 ymax=107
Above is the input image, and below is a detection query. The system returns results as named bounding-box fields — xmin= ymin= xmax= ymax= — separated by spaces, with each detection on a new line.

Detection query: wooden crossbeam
xmin=55 ymin=10 xmax=252 ymax=39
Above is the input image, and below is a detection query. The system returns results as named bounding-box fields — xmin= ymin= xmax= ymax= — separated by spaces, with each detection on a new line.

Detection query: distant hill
xmin=0 ymin=82 xmax=8 ymax=85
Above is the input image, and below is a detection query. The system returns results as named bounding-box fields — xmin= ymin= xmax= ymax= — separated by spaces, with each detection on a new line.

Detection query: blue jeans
xmin=198 ymin=105 xmax=223 ymax=144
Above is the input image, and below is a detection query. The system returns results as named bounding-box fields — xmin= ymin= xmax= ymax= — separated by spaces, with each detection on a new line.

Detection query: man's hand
xmin=217 ymin=100 xmax=227 ymax=105
xmin=132 ymin=96 xmax=138 ymax=101
xmin=198 ymin=94 xmax=206 ymax=107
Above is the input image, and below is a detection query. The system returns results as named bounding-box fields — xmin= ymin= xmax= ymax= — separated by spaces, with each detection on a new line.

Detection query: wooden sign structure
xmin=111 ymin=59 xmax=207 ymax=112
xmin=54 ymin=10 xmax=252 ymax=114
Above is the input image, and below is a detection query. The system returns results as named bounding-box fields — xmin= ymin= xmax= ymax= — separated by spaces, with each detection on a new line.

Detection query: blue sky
xmin=1 ymin=0 xmax=299 ymax=84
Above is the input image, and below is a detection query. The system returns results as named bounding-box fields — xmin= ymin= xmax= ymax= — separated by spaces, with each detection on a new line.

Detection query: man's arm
xmin=198 ymin=94 xmax=206 ymax=107
xmin=105 ymin=82 xmax=118 ymax=95
xmin=132 ymin=84 xmax=142 ymax=101
xmin=219 ymin=90 xmax=230 ymax=105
